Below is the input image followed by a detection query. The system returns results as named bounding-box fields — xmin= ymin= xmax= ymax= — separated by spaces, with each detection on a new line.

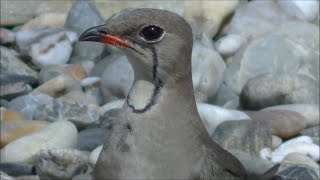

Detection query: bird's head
xmin=79 ymin=8 xmax=193 ymax=86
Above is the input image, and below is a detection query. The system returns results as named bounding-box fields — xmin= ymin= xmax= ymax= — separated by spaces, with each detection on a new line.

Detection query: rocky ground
xmin=0 ymin=0 xmax=319 ymax=180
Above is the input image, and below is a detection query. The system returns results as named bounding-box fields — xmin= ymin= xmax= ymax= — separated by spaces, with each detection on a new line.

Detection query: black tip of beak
xmin=79 ymin=25 xmax=107 ymax=42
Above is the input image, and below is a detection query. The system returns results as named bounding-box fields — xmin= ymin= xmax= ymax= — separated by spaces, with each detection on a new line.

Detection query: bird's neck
xmin=125 ymin=73 xmax=196 ymax=114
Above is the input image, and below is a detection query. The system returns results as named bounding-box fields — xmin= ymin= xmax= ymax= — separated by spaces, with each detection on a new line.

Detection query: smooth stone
xmin=99 ymin=99 xmax=125 ymax=115
xmin=65 ymin=0 xmax=108 ymax=64
xmin=35 ymin=148 xmax=89 ymax=180
xmin=0 ymin=171 xmax=14 ymax=180
xmin=0 ymin=163 xmax=35 ymax=176
xmin=38 ymin=65 xmax=70 ymax=84
xmin=100 ymin=54 xmax=133 ymax=100
xmin=72 ymin=173 xmax=93 ymax=180
xmin=0 ymin=28 xmax=15 ymax=44
xmin=0 ymin=99 xmax=9 ymax=107
xmin=215 ymin=34 xmax=247 ymax=57
xmin=0 ymin=108 xmax=28 ymax=121
xmin=29 ymin=29 xmax=77 ymax=68
xmin=210 ymin=83 xmax=239 ymax=109
xmin=192 ymin=39 xmax=226 ymax=102
xmin=246 ymin=110 xmax=307 ymax=138
xmin=94 ymin=108 xmax=122 ymax=129
xmin=184 ymin=1 xmax=239 ymax=37
xmin=1 ymin=120 xmax=48 ymax=148
xmin=84 ymin=86 xmax=104 ymax=106
xmin=81 ymin=77 xmax=100 ymax=87
xmin=15 ymin=175 xmax=40 ymax=180
xmin=301 ymin=126 xmax=320 ymax=137
xmin=262 ymin=104 xmax=320 ymax=127
xmin=196 ymin=103 xmax=250 ymax=135
xmin=64 ymin=64 xmax=87 ymax=82
xmin=272 ymin=135 xmax=283 ymax=150
xmin=15 ymin=27 xmax=77 ymax=68
xmin=21 ymin=13 xmax=67 ymax=30
xmin=228 ymin=149 xmax=275 ymax=176
xmin=59 ymin=90 xmax=98 ymax=106
xmin=33 ymin=99 xmax=100 ymax=129
xmin=277 ymin=165 xmax=319 ymax=180
xmin=76 ymin=128 xmax=108 ymax=151
xmin=277 ymin=0 xmax=319 ymax=21
xmin=240 ymin=73 xmax=319 ymax=109
xmin=226 ymin=21 xmax=319 ymax=94
xmin=0 ymin=121 xmax=77 ymax=163
xmin=260 ymin=136 xmax=320 ymax=163
xmin=227 ymin=1 xmax=295 ymax=40
xmin=34 ymin=75 xmax=81 ymax=97
xmin=0 ymin=74 xmax=35 ymax=100
xmin=0 ymin=1 xmax=72 ymax=26
xmin=279 ymin=152 xmax=320 ymax=177
xmin=89 ymin=145 xmax=102 ymax=168
xmin=212 ymin=120 xmax=272 ymax=156
xmin=8 ymin=92 xmax=53 ymax=120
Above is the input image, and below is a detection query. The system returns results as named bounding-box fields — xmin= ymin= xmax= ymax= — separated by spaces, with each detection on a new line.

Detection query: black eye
xmin=139 ymin=25 xmax=165 ymax=42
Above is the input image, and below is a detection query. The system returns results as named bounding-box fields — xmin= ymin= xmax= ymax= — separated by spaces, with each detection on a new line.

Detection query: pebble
xmin=100 ymin=54 xmax=134 ymax=100
xmin=21 ymin=13 xmax=67 ymax=30
xmin=184 ymin=1 xmax=239 ymax=38
xmin=0 ymin=162 xmax=35 ymax=176
xmin=38 ymin=65 xmax=69 ymax=84
xmin=212 ymin=120 xmax=272 ymax=156
xmin=89 ymin=145 xmax=103 ymax=168
xmin=277 ymin=0 xmax=319 ymax=21
xmin=196 ymin=103 xmax=250 ymax=135
xmin=210 ymin=83 xmax=239 ymax=109
xmin=0 ymin=74 xmax=34 ymax=101
xmin=215 ymin=34 xmax=247 ymax=57
xmin=15 ymin=27 xmax=77 ymax=68
xmin=7 ymin=92 xmax=53 ymax=120
xmin=279 ymin=152 xmax=320 ymax=177
xmin=228 ymin=149 xmax=276 ymax=176
xmin=0 ymin=1 xmax=72 ymax=26
xmin=94 ymin=108 xmax=122 ymax=129
xmin=225 ymin=21 xmax=319 ymax=94
xmin=1 ymin=120 xmax=48 ymax=148
xmin=260 ymin=136 xmax=320 ymax=163
xmin=35 ymin=148 xmax=89 ymax=180
xmin=29 ymin=29 xmax=77 ymax=68
xmin=33 ymin=99 xmax=100 ymax=129
xmin=272 ymin=135 xmax=283 ymax=150
xmin=34 ymin=75 xmax=81 ymax=97
xmin=240 ymin=73 xmax=319 ymax=109
xmin=65 ymin=0 xmax=108 ymax=64
xmin=59 ymin=90 xmax=97 ymax=105
xmin=76 ymin=128 xmax=108 ymax=151
xmin=0 ymin=28 xmax=15 ymax=44
xmin=0 ymin=171 xmax=14 ymax=180
xmin=301 ymin=125 xmax=320 ymax=137
xmin=262 ymin=104 xmax=320 ymax=127
xmin=64 ymin=64 xmax=87 ymax=82
xmin=227 ymin=1 xmax=295 ymax=40
xmin=0 ymin=108 xmax=28 ymax=121
xmin=246 ymin=110 xmax=307 ymax=138
xmin=192 ymin=39 xmax=226 ymax=102
xmin=0 ymin=121 xmax=77 ymax=163
xmin=277 ymin=165 xmax=319 ymax=180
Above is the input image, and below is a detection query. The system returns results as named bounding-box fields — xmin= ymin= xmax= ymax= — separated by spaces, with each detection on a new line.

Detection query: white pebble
xmin=81 ymin=77 xmax=101 ymax=87
xmin=89 ymin=145 xmax=103 ymax=167
xmin=196 ymin=102 xmax=250 ymax=135
xmin=277 ymin=0 xmax=319 ymax=21
xmin=215 ymin=34 xmax=246 ymax=56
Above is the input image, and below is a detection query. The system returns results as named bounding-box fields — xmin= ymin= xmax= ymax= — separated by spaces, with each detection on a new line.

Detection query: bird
xmin=79 ymin=8 xmax=280 ymax=180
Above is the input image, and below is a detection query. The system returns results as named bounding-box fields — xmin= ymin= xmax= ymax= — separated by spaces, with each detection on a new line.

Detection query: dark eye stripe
xmin=139 ymin=25 xmax=164 ymax=43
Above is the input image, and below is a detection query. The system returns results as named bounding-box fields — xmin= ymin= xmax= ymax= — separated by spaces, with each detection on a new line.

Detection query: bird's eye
xmin=139 ymin=25 xmax=165 ymax=43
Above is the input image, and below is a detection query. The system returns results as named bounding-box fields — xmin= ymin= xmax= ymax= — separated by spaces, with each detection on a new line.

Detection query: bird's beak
xmin=79 ymin=25 xmax=129 ymax=48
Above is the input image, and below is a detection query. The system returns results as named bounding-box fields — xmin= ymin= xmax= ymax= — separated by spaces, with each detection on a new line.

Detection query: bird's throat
xmin=126 ymin=80 xmax=162 ymax=113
